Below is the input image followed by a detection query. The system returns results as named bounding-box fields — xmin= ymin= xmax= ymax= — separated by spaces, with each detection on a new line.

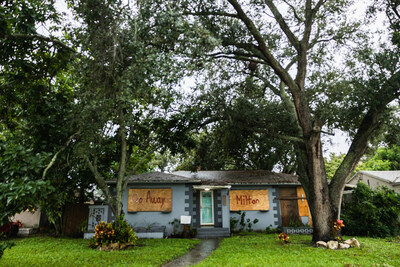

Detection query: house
xmin=87 ymin=170 xmax=313 ymax=238
xmin=347 ymin=170 xmax=400 ymax=193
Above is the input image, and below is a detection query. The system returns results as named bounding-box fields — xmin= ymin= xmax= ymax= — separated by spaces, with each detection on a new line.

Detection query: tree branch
xmin=42 ymin=131 xmax=80 ymax=180
xmin=85 ymin=156 xmax=113 ymax=205
xmin=329 ymin=70 xmax=400 ymax=209
xmin=227 ymin=0 xmax=312 ymax=136
xmin=265 ymin=0 xmax=300 ymax=50
xmin=183 ymin=11 xmax=238 ymax=18
xmin=4 ymin=33 xmax=75 ymax=53
xmin=123 ymin=148 xmax=155 ymax=190
xmin=283 ymin=0 xmax=304 ymax=23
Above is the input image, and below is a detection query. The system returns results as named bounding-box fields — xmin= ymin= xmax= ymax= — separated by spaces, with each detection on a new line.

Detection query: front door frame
xmin=200 ymin=190 xmax=214 ymax=226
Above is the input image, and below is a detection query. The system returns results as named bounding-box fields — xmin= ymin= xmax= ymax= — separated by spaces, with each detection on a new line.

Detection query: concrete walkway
xmin=163 ymin=238 xmax=220 ymax=267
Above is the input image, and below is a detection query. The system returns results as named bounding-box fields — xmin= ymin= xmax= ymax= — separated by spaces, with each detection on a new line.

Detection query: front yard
xmin=1 ymin=234 xmax=400 ymax=266
xmin=0 ymin=236 xmax=199 ymax=267
xmin=197 ymin=233 xmax=400 ymax=266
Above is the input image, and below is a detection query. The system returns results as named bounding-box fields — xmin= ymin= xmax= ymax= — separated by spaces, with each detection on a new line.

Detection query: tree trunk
xmin=303 ymin=130 xmax=338 ymax=242
xmin=307 ymin=189 xmax=335 ymax=242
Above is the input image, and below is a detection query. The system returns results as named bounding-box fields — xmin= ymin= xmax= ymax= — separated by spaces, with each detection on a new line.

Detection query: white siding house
xmin=347 ymin=171 xmax=400 ymax=193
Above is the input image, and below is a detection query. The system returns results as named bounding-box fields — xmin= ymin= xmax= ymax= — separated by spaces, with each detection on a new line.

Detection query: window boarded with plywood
xmin=296 ymin=186 xmax=312 ymax=226
xmin=279 ymin=187 xmax=300 ymax=227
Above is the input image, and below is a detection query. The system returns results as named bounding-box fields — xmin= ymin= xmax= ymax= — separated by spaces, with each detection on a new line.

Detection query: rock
xmin=119 ymin=243 xmax=134 ymax=250
xmin=316 ymin=241 xmax=327 ymax=248
xmin=344 ymin=238 xmax=360 ymax=248
xmin=339 ymin=243 xmax=350 ymax=249
xmin=110 ymin=243 xmax=120 ymax=251
xmin=327 ymin=240 xmax=339 ymax=250
xmin=97 ymin=242 xmax=134 ymax=251
xmin=98 ymin=244 xmax=111 ymax=251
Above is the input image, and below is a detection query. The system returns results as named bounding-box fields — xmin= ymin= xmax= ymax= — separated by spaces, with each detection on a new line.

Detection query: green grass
xmin=196 ymin=233 xmax=400 ymax=267
xmin=2 ymin=234 xmax=400 ymax=267
xmin=0 ymin=236 xmax=200 ymax=267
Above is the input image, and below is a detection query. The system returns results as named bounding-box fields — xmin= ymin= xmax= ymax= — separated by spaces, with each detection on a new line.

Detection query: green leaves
xmin=342 ymin=182 xmax=400 ymax=237
xmin=0 ymin=134 xmax=54 ymax=223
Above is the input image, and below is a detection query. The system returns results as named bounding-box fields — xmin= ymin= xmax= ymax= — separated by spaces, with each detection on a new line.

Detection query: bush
xmin=230 ymin=211 xmax=259 ymax=232
xmin=89 ymin=215 xmax=138 ymax=249
xmin=0 ymin=221 xmax=23 ymax=238
xmin=342 ymin=182 xmax=400 ymax=238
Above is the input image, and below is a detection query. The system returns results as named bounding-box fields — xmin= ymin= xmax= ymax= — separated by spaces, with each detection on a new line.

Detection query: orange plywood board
xmin=296 ymin=186 xmax=312 ymax=226
xmin=128 ymin=188 xmax=172 ymax=212
xmin=229 ymin=190 xmax=269 ymax=211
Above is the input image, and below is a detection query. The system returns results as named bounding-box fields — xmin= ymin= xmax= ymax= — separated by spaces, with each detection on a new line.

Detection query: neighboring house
xmin=12 ymin=207 xmax=43 ymax=228
xmin=347 ymin=170 xmax=400 ymax=193
xmin=88 ymin=170 xmax=313 ymax=238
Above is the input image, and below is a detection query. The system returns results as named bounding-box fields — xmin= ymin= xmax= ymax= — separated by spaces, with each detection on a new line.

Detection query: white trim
xmin=193 ymin=185 xmax=231 ymax=190
xmin=200 ymin=190 xmax=214 ymax=225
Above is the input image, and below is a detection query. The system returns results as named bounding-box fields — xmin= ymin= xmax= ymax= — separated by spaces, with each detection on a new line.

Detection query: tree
xmin=0 ymin=132 xmax=53 ymax=224
xmin=144 ymin=0 xmax=400 ymax=241
xmin=0 ymin=1 xmax=98 ymax=235
xmin=359 ymin=145 xmax=400 ymax=170
xmin=65 ymin=0 xmax=190 ymax=219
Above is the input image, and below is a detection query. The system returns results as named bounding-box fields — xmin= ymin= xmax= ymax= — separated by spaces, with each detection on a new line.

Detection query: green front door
xmin=201 ymin=191 xmax=214 ymax=225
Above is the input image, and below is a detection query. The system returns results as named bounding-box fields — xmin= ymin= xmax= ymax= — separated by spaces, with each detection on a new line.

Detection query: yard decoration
xmin=278 ymin=232 xmax=290 ymax=243
xmin=333 ymin=219 xmax=344 ymax=241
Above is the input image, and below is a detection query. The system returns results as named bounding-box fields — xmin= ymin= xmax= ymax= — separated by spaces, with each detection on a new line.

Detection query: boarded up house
xmin=93 ymin=170 xmax=312 ymax=238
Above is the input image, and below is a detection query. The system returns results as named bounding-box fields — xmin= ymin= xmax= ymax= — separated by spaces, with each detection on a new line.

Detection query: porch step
xmin=196 ymin=228 xmax=230 ymax=238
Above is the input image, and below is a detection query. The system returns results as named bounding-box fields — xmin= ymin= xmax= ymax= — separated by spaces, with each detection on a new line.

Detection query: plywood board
xmin=296 ymin=186 xmax=312 ymax=226
xmin=229 ymin=190 xmax=269 ymax=211
xmin=279 ymin=187 xmax=300 ymax=227
xmin=128 ymin=188 xmax=172 ymax=212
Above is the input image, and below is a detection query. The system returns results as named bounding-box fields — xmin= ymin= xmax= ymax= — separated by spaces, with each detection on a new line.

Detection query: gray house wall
xmin=112 ymin=183 xmax=282 ymax=235
xmin=229 ymin=185 xmax=280 ymax=231
xmin=122 ymin=183 xmax=191 ymax=236
xmin=221 ymin=189 xmax=230 ymax=229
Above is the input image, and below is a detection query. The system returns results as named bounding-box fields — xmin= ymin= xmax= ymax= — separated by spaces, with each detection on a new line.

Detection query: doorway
xmin=200 ymin=191 xmax=214 ymax=225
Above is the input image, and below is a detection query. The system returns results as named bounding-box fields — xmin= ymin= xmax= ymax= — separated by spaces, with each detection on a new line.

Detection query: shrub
xmin=89 ymin=215 xmax=137 ymax=249
xmin=169 ymin=218 xmax=182 ymax=237
xmin=0 ymin=221 xmax=23 ymax=238
xmin=230 ymin=211 xmax=259 ymax=232
xmin=341 ymin=182 xmax=400 ymax=238
xmin=113 ymin=215 xmax=137 ymax=244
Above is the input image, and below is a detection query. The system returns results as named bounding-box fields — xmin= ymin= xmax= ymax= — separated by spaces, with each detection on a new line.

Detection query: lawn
xmin=2 ymin=234 xmax=400 ymax=267
xmin=0 ymin=236 xmax=199 ymax=267
xmin=196 ymin=233 xmax=400 ymax=267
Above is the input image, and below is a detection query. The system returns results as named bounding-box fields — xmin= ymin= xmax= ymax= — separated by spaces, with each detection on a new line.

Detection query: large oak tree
xmin=144 ymin=0 xmax=400 ymax=241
